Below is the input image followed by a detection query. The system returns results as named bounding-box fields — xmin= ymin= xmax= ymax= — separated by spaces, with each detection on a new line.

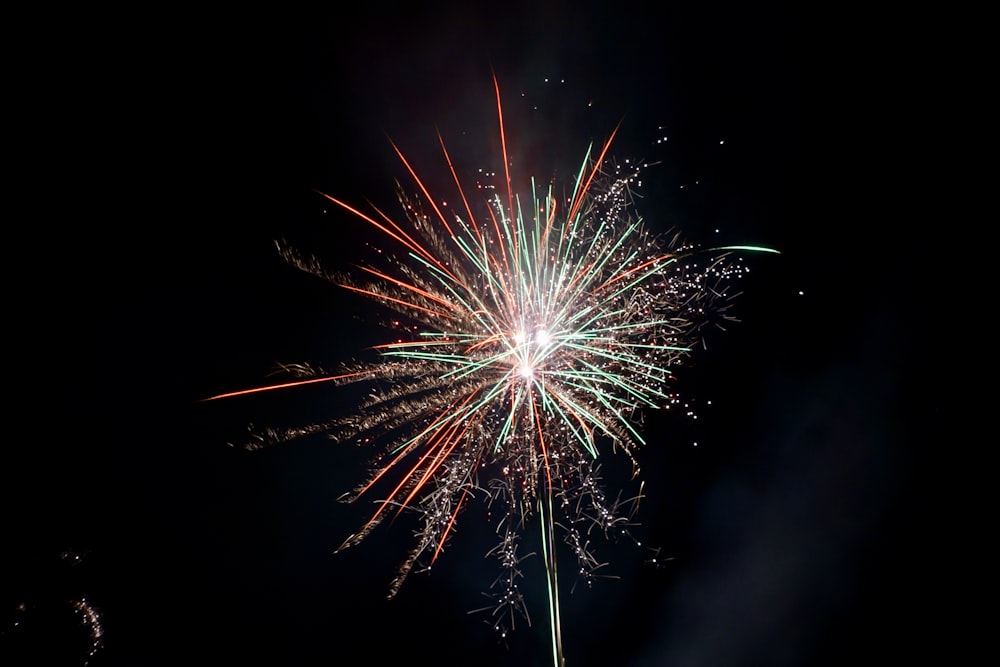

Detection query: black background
xmin=4 ymin=3 xmax=940 ymax=666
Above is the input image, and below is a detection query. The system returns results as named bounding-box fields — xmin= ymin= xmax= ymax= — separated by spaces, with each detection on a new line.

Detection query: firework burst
xmin=206 ymin=76 xmax=775 ymax=666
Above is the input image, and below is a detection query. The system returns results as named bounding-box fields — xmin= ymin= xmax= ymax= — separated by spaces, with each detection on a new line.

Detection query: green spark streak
xmin=408 ymin=251 xmax=505 ymax=335
xmin=386 ymin=382 xmax=505 ymax=457
xmin=604 ymin=260 xmax=678 ymax=305
xmin=710 ymin=245 xmax=782 ymax=254
xmin=406 ymin=253 xmax=474 ymax=309
xmin=379 ymin=351 xmax=470 ymax=364
xmin=556 ymin=221 xmax=650 ymax=324
xmin=559 ymin=217 xmax=609 ymax=298
xmin=608 ymin=342 xmax=691 ymax=352
xmin=583 ymin=318 xmax=689 ymax=336
xmin=530 ymin=177 xmax=543 ymax=263
xmin=558 ymin=376 xmax=649 ymax=446
xmin=569 ymin=354 xmax=673 ymax=405
xmin=437 ymin=351 xmax=510 ymax=382
xmin=417 ymin=332 xmax=479 ymax=343
xmin=493 ymin=388 xmax=521 ymax=454
xmin=567 ymin=142 xmax=595 ymax=217
xmin=380 ymin=340 xmax=460 ymax=349
xmin=536 ymin=385 xmax=605 ymax=457
xmin=540 ymin=493 xmax=565 ymax=667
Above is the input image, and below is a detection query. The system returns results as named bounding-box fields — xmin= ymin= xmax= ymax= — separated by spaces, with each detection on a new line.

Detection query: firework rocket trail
xmin=206 ymin=76 xmax=776 ymax=666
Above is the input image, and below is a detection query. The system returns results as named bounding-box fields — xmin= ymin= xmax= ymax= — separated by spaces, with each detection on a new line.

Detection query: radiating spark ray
xmin=433 ymin=484 xmax=473 ymax=564
xmin=567 ymin=121 xmax=621 ymax=224
xmin=349 ymin=392 xmax=478 ymax=505
xmin=386 ymin=135 xmax=459 ymax=240
xmin=338 ymin=283 xmax=457 ymax=320
xmin=493 ymin=72 xmax=514 ymax=225
xmin=393 ymin=411 xmax=473 ymax=520
xmin=355 ymin=265 xmax=461 ymax=312
xmin=316 ymin=191 xmax=456 ymax=281
xmin=202 ymin=370 xmax=378 ymax=401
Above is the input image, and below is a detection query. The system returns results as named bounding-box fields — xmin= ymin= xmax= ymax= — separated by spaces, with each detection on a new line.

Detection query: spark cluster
xmin=207 ymin=77 xmax=774 ymax=665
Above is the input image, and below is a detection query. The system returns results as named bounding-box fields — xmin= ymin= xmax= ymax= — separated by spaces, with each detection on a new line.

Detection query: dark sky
xmin=5 ymin=3 xmax=939 ymax=666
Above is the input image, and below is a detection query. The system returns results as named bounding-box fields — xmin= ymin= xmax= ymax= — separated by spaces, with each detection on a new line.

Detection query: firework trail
xmin=206 ymin=76 xmax=776 ymax=666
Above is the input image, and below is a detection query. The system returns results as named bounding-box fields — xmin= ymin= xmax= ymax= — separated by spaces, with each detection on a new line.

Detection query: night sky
xmin=5 ymin=3 xmax=939 ymax=666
